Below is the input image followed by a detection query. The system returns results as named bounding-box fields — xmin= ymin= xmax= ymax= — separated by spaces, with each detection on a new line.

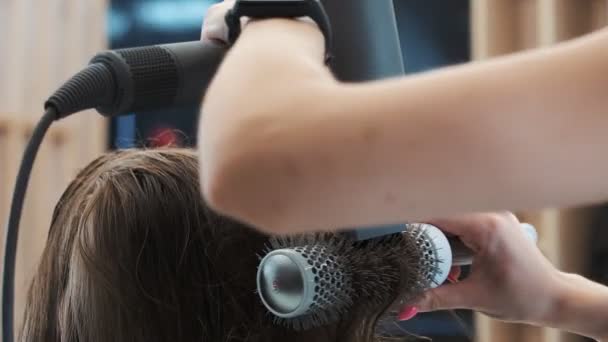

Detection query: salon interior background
xmin=1 ymin=1 xmax=607 ymax=341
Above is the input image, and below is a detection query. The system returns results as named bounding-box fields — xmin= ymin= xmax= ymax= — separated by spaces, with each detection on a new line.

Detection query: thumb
xmin=203 ymin=23 xmax=230 ymax=43
xmin=411 ymin=281 xmax=475 ymax=312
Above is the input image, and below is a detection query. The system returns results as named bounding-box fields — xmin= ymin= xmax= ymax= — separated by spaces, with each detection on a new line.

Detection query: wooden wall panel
xmin=472 ymin=1 xmax=540 ymax=340
xmin=0 ymin=119 xmax=26 ymax=263
xmin=0 ymin=119 xmax=10 ymax=224
xmin=0 ymin=119 xmax=8 ymax=221
xmin=475 ymin=315 xmax=523 ymax=342
xmin=0 ymin=0 xmax=108 ymax=332
xmin=472 ymin=0 xmax=608 ymax=341
xmin=472 ymin=0 xmax=539 ymax=59
xmin=553 ymin=0 xmax=607 ymax=39
xmin=0 ymin=2 xmax=9 ymax=103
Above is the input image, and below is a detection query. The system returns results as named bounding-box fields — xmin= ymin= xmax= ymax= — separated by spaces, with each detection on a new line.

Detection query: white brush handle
xmin=450 ymin=223 xmax=538 ymax=266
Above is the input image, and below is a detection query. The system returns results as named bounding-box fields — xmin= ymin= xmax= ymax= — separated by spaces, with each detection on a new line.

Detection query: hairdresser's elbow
xmin=200 ymin=68 xmax=336 ymax=233
xmin=199 ymin=115 xmax=301 ymax=234
xmin=201 ymin=143 xmax=302 ymax=234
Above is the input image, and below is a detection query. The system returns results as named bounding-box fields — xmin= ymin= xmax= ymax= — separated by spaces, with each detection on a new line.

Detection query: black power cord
xmin=2 ymin=107 xmax=58 ymax=342
xmin=1 ymin=62 xmax=113 ymax=342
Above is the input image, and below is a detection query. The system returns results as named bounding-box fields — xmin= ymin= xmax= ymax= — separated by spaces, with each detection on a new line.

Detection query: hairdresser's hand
xmin=402 ymin=212 xmax=608 ymax=341
xmin=201 ymin=0 xmax=235 ymax=43
xmin=201 ymin=0 xmax=321 ymax=44
xmin=405 ymin=212 xmax=563 ymax=325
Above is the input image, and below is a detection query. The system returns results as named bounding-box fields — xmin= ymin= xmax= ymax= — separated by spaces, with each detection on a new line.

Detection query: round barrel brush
xmin=257 ymin=223 xmax=537 ymax=330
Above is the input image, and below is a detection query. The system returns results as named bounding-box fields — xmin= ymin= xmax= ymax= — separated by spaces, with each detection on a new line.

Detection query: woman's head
xmin=21 ymin=149 xmax=402 ymax=342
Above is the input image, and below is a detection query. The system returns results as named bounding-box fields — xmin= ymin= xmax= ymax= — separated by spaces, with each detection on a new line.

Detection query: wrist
xmin=546 ymin=272 xmax=608 ymax=341
xmin=242 ymin=19 xmax=326 ymax=62
xmin=225 ymin=0 xmax=333 ymax=63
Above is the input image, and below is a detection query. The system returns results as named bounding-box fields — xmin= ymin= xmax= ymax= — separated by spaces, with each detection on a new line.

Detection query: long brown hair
xmin=20 ymin=149 xmax=403 ymax=342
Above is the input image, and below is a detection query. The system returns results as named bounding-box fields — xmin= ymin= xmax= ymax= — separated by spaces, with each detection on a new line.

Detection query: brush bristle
xmin=260 ymin=225 xmax=444 ymax=330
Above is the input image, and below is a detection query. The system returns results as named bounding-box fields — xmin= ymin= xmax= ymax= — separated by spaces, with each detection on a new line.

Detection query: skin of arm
xmin=550 ymin=273 xmax=608 ymax=341
xmin=199 ymin=20 xmax=608 ymax=234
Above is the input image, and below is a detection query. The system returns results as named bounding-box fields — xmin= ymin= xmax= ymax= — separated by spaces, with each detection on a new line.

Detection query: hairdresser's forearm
xmin=547 ymin=273 xmax=608 ymax=341
xmin=249 ymin=30 xmax=608 ymax=232
xmin=203 ymin=26 xmax=608 ymax=233
xmin=323 ymin=28 xmax=608 ymax=224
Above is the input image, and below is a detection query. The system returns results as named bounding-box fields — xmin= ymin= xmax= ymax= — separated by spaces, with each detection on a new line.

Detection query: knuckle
xmin=502 ymin=211 xmax=518 ymax=221
xmin=427 ymin=293 xmax=443 ymax=311
xmin=477 ymin=214 xmax=508 ymax=248
xmin=483 ymin=214 xmax=503 ymax=234
xmin=206 ymin=4 xmax=225 ymax=17
xmin=206 ymin=5 xmax=218 ymax=15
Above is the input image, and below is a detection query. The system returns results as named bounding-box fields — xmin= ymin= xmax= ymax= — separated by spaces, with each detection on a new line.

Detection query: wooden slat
xmin=518 ymin=0 xmax=541 ymax=49
xmin=29 ymin=0 xmax=52 ymax=115
xmin=51 ymin=0 xmax=84 ymax=182
xmin=0 ymin=117 xmax=9 ymax=131
xmin=0 ymin=118 xmax=10 ymax=221
xmin=475 ymin=315 xmax=522 ymax=342
xmin=518 ymin=211 xmax=564 ymax=341
xmin=49 ymin=0 xmax=67 ymax=89
xmin=472 ymin=0 xmax=539 ymax=59
xmin=15 ymin=130 xmax=49 ymax=328
xmin=4 ymin=0 xmax=28 ymax=114
xmin=472 ymin=1 xmax=605 ymax=340
xmin=13 ymin=121 xmax=72 ymax=326
xmin=471 ymin=0 xmax=515 ymax=59
xmin=536 ymin=0 xmax=607 ymax=47
xmin=528 ymin=2 xmax=604 ymax=341
xmin=590 ymin=0 xmax=608 ymax=29
xmin=1 ymin=0 xmax=109 ymax=332
xmin=537 ymin=0 xmax=559 ymax=46
xmin=472 ymin=1 xmax=544 ymax=339
xmin=0 ymin=118 xmax=27 ymax=276
xmin=0 ymin=1 xmax=10 ymax=105
xmin=0 ymin=117 xmax=26 ymax=217
xmin=74 ymin=0 xmax=109 ymax=166
xmin=88 ymin=0 xmax=111 ymax=156
xmin=554 ymin=0 xmax=604 ymax=39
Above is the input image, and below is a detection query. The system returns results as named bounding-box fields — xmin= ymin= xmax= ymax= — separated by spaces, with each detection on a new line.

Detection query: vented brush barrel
xmin=257 ymin=223 xmax=538 ymax=329
xmin=257 ymin=251 xmax=310 ymax=318
xmin=256 ymin=224 xmax=449 ymax=330
xmin=408 ymin=224 xmax=452 ymax=288
xmin=257 ymin=248 xmax=352 ymax=320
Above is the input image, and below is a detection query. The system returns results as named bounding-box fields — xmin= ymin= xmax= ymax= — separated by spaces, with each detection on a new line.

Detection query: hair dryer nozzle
xmin=46 ymin=41 xmax=227 ymax=119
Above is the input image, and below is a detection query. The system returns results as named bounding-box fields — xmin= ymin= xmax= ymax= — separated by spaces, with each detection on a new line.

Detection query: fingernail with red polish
xmin=447 ymin=266 xmax=461 ymax=283
xmin=398 ymin=306 xmax=418 ymax=321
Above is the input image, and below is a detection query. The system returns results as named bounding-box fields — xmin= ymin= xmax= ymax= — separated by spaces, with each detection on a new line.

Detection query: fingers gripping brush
xmin=257 ymin=223 xmax=538 ymax=330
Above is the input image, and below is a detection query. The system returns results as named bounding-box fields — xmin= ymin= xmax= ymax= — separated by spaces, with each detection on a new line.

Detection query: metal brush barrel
xmin=404 ymin=224 xmax=452 ymax=288
xmin=257 ymin=246 xmax=352 ymax=320
xmin=256 ymin=225 xmax=452 ymax=324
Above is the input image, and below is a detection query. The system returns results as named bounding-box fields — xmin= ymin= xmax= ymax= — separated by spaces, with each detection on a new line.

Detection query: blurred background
xmin=1 ymin=0 xmax=607 ymax=341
